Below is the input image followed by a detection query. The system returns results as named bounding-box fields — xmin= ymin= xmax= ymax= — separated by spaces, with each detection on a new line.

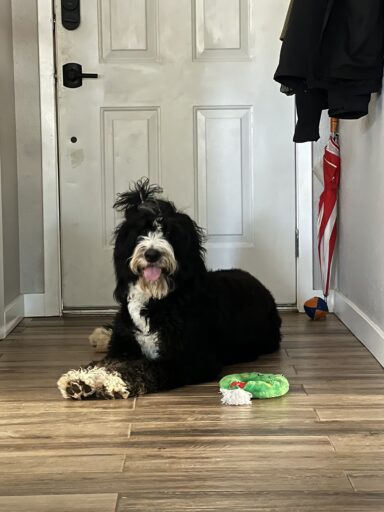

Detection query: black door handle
xmin=63 ymin=63 xmax=98 ymax=88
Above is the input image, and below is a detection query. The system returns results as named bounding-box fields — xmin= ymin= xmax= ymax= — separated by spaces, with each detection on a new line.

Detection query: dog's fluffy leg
xmin=58 ymin=355 xmax=221 ymax=400
xmin=57 ymin=366 xmax=129 ymax=400
xmin=58 ymin=359 xmax=166 ymax=400
xmin=89 ymin=327 xmax=111 ymax=353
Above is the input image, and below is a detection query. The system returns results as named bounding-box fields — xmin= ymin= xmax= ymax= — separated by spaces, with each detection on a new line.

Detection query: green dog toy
xmin=219 ymin=372 xmax=289 ymax=406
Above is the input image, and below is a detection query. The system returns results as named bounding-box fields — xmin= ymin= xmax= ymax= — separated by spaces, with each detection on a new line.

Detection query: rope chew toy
xmin=219 ymin=372 xmax=289 ymax=406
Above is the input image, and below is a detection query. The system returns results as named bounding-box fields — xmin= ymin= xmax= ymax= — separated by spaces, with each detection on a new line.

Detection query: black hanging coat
xmin=274 ymin=0 xmax=384 ymax=142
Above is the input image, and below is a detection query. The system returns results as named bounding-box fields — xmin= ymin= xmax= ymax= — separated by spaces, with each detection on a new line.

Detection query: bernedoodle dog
xmin=57 ymin=179 xmax=281 ymax=399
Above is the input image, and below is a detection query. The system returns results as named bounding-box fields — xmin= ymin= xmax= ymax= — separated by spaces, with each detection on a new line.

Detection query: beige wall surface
xmin=338 ymin=94 xmax=384 ymax=331
xmin=12 ymin=0 xmax=44 ymax=294
xmin=0 ymin=0 xmax=21 ymax=306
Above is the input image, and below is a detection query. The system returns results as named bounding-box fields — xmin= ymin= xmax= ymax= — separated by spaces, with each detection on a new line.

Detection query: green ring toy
xmin=219 ymin=372 xmax=289 ymax=406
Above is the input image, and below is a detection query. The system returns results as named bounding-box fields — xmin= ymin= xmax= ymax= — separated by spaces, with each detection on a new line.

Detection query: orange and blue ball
xmin=304 ymin=296 xmax=328 ymax=320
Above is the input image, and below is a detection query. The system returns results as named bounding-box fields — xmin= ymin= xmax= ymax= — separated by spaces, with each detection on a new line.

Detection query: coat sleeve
xmin=280 ymin=0 xmax=295 ymax=41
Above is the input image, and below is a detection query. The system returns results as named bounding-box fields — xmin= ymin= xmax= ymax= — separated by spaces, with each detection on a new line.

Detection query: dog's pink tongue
xmin=143 ymin=266 xmax=162 ymax=282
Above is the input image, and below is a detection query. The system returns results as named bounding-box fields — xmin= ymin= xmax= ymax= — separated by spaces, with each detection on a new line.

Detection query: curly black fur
xmin=64 ymin=179 xmax=281 ymax=399
xmin=114 ymin=177 xmax=165 ymax=217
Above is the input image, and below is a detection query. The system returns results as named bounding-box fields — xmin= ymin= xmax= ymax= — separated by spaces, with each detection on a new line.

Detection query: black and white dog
xmin=58 ymin=179 xmax=281 ymax=399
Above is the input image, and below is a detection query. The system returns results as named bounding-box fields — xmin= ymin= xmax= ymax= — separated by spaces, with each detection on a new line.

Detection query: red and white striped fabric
xmin=317 ymin=134 xmax=341 ymax=298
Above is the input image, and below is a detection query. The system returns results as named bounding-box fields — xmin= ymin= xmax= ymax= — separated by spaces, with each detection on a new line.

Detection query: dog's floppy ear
xmin=114 ymin=177 xmax=163 ymax=218
xmin=113 ymin=277 xmax=128 ymax=305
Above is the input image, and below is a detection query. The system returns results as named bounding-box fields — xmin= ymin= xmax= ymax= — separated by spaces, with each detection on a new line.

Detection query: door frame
xmin=31 ymin=0 xmax=322 ymax=316
xmin=23 ymin=0 xmax=61 ymax=317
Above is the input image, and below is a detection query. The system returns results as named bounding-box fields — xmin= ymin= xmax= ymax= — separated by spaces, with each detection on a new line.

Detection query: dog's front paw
xmin=89 ymin=327 xmax=111 ymax=353
xmin=57 ymin=367 xmax=129 ymax=400
xmin=63 ymin=379 xmax=96 ymax=400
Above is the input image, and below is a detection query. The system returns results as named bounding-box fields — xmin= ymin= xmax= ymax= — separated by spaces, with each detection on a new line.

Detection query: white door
xmin=55 ymin=0 xmax=296 ymax=309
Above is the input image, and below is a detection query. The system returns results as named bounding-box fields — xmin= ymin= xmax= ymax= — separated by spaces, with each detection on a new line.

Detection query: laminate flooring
xmin=0 ymin=313 xmax=383 ymax=511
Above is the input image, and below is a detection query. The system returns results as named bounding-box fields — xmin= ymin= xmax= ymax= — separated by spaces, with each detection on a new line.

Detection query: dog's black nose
xmin=144 ymin=248 xmax=161 ymax=263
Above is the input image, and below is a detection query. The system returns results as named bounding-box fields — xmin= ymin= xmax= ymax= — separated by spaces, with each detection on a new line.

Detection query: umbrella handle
xmin=330 ymin=117 xmax=339 ymax=136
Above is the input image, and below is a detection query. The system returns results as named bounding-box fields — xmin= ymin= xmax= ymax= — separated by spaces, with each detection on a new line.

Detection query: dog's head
xmin=113 ymin=178 xmax=206 ymax=303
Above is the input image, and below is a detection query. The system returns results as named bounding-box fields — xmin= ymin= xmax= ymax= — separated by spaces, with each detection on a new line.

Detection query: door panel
xmin=101 ymin=108 xmax=160 ymax=246
xmin=196 ymin=107 xmax=252 ymax=241
xmin=55 ymin=0 xmax=296 ymax=308
xmin=99 ymin=0 xmax=158 ymax=61
xmin=193 ymin=0 xmax=250 ymax=60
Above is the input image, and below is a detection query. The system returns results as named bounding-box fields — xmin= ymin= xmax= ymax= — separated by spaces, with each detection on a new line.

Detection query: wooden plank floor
xmin=0 ymin=313 xmax=384 ymax=511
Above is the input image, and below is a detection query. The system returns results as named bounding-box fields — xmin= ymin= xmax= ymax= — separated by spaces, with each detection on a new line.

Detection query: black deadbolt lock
xmin=63 ymin=63 xmax=98 ymax=88
xmin=61 ymin=0 xmax=80 ymax=30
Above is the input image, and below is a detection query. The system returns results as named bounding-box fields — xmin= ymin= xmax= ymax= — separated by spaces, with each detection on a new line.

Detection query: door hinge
xmin=295 ymin=229 xmax=299 ymax=258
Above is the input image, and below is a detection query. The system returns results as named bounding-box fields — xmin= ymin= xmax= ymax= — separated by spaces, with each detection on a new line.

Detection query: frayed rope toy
xmin=219 ymin=372 xmax=290 ymax=406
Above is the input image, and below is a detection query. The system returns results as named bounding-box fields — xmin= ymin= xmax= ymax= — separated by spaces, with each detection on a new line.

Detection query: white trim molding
xmin=24 ymin=293 xmax=46 ymax=317
xmin=334 ymin=291 xmax=384 ymax=367
xmin=3 ymin=295 xmax=24 ymax=338
xmin=0 ymin=156 xmax=5 ymax=334
xmin=36 ymin=0 xmax=61 ymax=316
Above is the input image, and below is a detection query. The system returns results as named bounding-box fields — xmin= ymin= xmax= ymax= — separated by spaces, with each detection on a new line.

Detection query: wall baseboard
xmin=24 ymin=293 xmax=46 ymax=317
xmin=2 ymin=295 xmax=24 ymax=338
xmin=334 ymin=291 xmax=384 ymax=367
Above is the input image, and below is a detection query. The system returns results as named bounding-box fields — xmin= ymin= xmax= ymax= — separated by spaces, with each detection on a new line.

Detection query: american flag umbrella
xmin=317 ymin=119 xmax=341 ymax=298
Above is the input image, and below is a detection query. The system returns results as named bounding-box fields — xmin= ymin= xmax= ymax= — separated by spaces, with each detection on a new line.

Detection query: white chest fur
xmin=127 ymin=284 xmax=160 ymax=360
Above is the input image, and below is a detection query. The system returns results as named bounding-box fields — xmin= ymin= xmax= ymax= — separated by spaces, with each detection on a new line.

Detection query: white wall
xmin=334 ymin=92 xmax=384 ymax=366
xmin=0 ymin=0 xmax=23 ymax=336
xmin=0 ymin=0 xmax=20 ymax=305
xmin=12 ymin=0 xmax=44 ymax=294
